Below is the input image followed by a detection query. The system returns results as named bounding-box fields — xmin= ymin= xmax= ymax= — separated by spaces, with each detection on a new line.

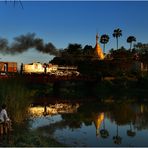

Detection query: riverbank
xmin=0 ymin=75 xmax=147 ymax=146
xmin=26 ymin=75 xmax=148 ymax=106
xmin=0 ymin=128 xmax=65 ymax=147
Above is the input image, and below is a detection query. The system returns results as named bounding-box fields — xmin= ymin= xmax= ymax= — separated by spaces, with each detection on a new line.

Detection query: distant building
xmin=130 ymin=61 xmax=148 ymax=73
xmin=140 ymin=62 xmax=148 ymax=72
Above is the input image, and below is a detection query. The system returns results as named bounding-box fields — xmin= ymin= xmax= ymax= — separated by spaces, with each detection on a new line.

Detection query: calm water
xmin=29 ymin=102 xmax=148 ymax=147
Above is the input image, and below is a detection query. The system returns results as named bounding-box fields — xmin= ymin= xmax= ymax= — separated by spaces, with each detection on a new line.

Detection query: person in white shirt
xmin=0 ymin=104 xmax=12 ymax=131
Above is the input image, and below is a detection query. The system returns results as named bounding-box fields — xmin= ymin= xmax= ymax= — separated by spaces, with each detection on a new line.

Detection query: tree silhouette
xmin=65 ymin=43 xmax=82 ymax=55
xmin=83 ymin=45 xmax=93 ymax=56
xmin=134 ymin=42 xmax=148 ymax=62
xmin=100 ymin=34 xmax=110 ymax=54
xmin=113 ymin=28 xmax=122 ymax=50
xmin=127 ymin=36 xmax=136 ymax=50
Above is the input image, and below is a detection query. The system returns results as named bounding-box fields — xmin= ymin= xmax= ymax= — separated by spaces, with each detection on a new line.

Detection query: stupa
xmin=95 ymin=33 xmax=104 ymax=60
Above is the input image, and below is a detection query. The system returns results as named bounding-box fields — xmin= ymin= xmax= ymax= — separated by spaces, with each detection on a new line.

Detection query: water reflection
xmin=113 ymin=124 xmax=122 ymax=145
xmin=29 ymin=103 xmax=79 ymax=117
xmin=29 ymin=102 xmax=148 ymax=147
xmin=93 ymin=112 xmax=104 ymax=137
xmin=127 ymin=122 xmax=136 ymax=137
xmin=100 ymin=117 xmax=109 ymax=139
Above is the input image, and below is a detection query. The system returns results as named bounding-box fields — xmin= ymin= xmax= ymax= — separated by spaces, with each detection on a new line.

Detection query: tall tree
xmin=127 ymin=36 xmax=136 ymax=50
xmin=113 ymin=28 xmax=122 ymax=50
xmin=134 ymin=42 xmax=148 ymax=62
xmin=65 ymin=43 xmax=82 ymax=55
xmin=100 ymin=34 xmax=110 ymax=53
xmin=113 ymin=124 xmax=122 ymax=145
xmin=83 ymin=45 xmax=93 ymax=55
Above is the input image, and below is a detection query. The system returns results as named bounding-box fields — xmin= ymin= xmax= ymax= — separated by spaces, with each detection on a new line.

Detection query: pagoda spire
xmin=96 ymin=33 xmax=99 ymax=44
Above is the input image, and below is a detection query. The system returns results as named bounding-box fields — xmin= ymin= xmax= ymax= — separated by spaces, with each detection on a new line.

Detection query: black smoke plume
xmin=0 ymin=33 xmax=59 ymax=56
xmin=0 ymin=38 xmax=9 ymax=54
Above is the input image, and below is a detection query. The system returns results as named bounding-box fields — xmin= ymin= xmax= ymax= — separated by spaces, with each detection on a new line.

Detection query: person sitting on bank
xmin=0 ymin=104 xmax=12 ymax=131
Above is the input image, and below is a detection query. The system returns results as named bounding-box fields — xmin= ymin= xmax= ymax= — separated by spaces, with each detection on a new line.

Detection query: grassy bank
xmin=0 ymin=77 xmax=33 ymax=123
xmin=0 ymin=123 xmax=65 ymax=147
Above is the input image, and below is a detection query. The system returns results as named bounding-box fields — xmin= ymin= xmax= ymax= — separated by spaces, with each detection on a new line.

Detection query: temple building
xmin=95 ymin=33 xmax=104 ymax=60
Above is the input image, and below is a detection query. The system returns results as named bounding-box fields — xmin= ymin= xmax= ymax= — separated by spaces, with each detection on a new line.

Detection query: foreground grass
xmin=0 ymin=76 xmax=33 ymax=123
xmin=0 ymin=130 xmax=65 ymax=147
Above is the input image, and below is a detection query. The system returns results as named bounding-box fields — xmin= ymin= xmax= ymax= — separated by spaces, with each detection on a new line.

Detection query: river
xmin=28 ymin=101 xmax=148 ymax=147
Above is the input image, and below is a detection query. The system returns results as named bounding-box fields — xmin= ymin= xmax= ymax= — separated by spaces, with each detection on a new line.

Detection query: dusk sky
xmin=0 ymin=1 xmax=148 ymax=67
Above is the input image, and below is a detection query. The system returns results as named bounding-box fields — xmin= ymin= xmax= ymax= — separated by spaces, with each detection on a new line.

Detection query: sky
xmin=0 ymin=1 xmax=148 ymax=67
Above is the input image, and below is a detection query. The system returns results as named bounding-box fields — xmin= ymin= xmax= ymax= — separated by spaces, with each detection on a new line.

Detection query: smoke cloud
xmin=0 ymin=33 xmax=59 ymax=56
xmin=0 ymin=38 xmax=9 ymax=53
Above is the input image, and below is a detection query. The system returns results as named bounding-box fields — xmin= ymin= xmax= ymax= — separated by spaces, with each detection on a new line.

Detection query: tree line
xmin=50 ymin=28 xmax=148 ymax=65
xmin=49 ymin=28 xmax=148 ymax=78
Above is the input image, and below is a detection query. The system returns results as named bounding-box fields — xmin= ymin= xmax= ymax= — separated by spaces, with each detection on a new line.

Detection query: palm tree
xmin=100 ymin=34 xmax=110 ymax=53
xmin=113 ymin=28 xmax=122 ymax=50
xmin=127 ymin=122 xmax=136 ymax=137
xmin=127 ymin=36 xmax=136 ymax=50
xmin=113 ymin=124 xmax=122 ymax=145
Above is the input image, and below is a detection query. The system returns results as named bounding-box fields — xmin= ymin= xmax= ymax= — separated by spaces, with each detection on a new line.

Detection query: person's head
xmin=2 ymin=104 xmax=6 ymax=109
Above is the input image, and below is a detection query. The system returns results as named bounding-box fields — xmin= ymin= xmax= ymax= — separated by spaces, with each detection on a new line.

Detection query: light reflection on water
xmin=29 ymin=102 xmax=148 ymax=147
xmin=52 ymin=118 xmax=138 ymax=147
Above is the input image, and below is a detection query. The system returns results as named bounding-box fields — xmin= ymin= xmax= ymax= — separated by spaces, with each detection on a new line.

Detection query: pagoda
xmin=95 ymin=33 xmax=104 ymax=60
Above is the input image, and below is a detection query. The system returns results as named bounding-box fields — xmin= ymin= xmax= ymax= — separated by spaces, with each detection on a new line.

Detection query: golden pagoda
xmin=95 ymin=33 xmax=104 ymax=60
